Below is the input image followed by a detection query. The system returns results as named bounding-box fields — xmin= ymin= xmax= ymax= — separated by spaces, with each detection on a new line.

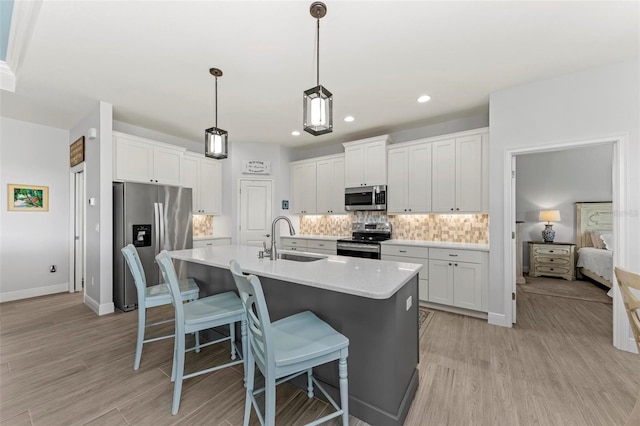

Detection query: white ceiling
xmin=1 ymin=1 xmax=638 ymax=148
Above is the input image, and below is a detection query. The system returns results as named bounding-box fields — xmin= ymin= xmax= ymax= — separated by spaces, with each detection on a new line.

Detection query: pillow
xmin=589 ymin=231 xmax=605 ymax=249
xmin=600 ymin=232 xmax=614 ymax=251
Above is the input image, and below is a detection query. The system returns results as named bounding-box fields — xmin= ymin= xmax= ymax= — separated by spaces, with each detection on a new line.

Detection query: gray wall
xmin=0 ymin=117 xmax=70 ymax=301
xmin=516 ymin=144 xmax=613 ymax=270
xmin=489 ymin=59 xmax=639 ymax=325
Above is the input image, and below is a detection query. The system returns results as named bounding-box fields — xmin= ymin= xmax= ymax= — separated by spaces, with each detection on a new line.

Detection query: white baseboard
xmin=84 ymin=294 xmax=115 ymax=316
xmin=626 ymin=337 xmax=639 ymax=354
xmin=0 ymin=283 xmax=68 ymax=303
xmin=488 ymin=312 xmax=509 ymax=327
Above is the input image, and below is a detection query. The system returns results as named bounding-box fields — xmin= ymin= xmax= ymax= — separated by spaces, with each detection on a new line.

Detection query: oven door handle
xmin=337 ymin=243 xmax=381 ymax=253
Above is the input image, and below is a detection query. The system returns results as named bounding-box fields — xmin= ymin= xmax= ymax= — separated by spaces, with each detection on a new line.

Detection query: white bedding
xmin=577 ymin=247 xmax=613 ymax=282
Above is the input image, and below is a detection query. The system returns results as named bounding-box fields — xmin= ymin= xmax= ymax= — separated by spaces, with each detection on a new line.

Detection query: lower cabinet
xmin=280 ymin=237 xmax=337 ymax=255
xmin=381 ymin=245 xmax=429 ymax=302
xmin=428 ymin=248 xmax=487 ymax=312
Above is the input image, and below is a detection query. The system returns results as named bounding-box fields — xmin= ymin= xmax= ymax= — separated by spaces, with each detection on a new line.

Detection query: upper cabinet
xmin=316 ymin=155 xmax=345 ymax=214
xmin=343 ymin=135 xmax=393 ymax=187
xmin=431 ymin=133 xmax=486 ymax=213
xmin=290 ymin=160 xmax=317 ymax=214
xmin=387 ymin=142 xmax=432 ymax=214
xmin=182 ymin=152 xmax=222 ymax=214
xmin=113 ymin=132 xmax=185 ymax=186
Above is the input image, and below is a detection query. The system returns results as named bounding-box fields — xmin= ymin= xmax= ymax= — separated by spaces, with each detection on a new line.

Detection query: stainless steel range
xmin=336 ymin=222 xmax=392 ymax=259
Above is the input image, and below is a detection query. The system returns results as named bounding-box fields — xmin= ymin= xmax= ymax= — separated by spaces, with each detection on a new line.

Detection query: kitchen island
xmin=169 ymin=245 xmax=422 ymax=426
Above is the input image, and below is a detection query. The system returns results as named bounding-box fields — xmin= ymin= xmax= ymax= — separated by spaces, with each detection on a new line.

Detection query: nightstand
xmin=528 ymin=241 xmax=576 ymax=281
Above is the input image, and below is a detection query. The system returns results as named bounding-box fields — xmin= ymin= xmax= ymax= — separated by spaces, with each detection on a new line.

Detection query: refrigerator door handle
xmin=159 ymin=202 xmax=166 ymax=251
xmin=154 ymin=202 xmax=160 ymax=255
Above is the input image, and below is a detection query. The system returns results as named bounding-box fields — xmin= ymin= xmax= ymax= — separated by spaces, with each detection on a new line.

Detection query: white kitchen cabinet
xmin=306 ymin=239 xmax=337 ymax=255
xmin=290 ymin=161 xmax=317 ymax=214
xmin=428 ymin=248 xmax=487 ymax=312
xmin=281 ymin=237 xmax=308 ymax=251
xmin=113 ymin=132 xmax=185 ymax=186
xmin=431 ymin=134 xmax=485 ymax=213
xmin=343 ymin=135 xmax=392 ymax=187
xmin=387 ymin=142 xmax=432 ymax=214
xmin=381 ymin=244 xmax=429 ymax=302
xmin=316 ymin=155 xmax=345 ymax=214
xmin=193 ymin=238 xmax=231 ymax=248
xmin=182 ymin=153 xmax=222 ymax=214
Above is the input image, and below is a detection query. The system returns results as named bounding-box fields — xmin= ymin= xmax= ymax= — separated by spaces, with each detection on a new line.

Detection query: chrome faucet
xmin=264 ymin=216 xmax=296 ymax=260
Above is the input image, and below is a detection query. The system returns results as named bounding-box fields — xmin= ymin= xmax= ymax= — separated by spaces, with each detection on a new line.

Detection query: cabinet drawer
xmin=429 ymin=248 xmax=483 ymax=263
xmin=281 ymin=238 xmax=307 ymax=248
xmin=534 ymin=265 xmax=571 ymax=275
xmin=381 ymin=245 xmax=429 ymax=258
xmin=534 ymin=256 xmax=571 ymax=267
xmin=282 ymin=245 xmax=303 ymax=251
xmin=307 ymin=240 xmax=337 ymax=251
xmin=533 ymin=246 xmax=571 ymax=257
xmin=382 ymin=255 xmax=428 ymax=277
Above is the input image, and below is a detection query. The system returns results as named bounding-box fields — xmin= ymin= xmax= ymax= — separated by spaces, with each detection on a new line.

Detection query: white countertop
xmin=169 ymin=245 xmax=421 ymax=299
xmin=193 ymin=236 xmax=232 ymax=241
xmin=382 ymin=239 xmax=490 ymax=251
xmin=281 ymin=234 xmax=350 ymax=241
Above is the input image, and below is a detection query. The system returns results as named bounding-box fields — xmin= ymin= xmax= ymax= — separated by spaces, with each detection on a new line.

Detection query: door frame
xmin=69 ymin=163 xmax=86 ymax=294
xmin=236 ymin=177 xmax=275 ymax=246
xmin=503 ymin=134 xmax=632 ymax=352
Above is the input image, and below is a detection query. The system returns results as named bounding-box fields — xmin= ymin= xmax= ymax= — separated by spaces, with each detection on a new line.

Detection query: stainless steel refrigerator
xmin=113 ymin=182 xmax=193 ymax=312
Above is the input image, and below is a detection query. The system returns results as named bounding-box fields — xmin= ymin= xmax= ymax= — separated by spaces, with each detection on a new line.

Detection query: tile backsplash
xmin=193 ymin=215 xmax=213 ymax=237
xmin=300 ymin=212 xmax=489 ymax=244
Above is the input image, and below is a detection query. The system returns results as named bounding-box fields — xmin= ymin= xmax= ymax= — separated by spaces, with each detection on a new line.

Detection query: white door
xmin=511 ymin=155 xmax=517 ymax=324
xmin=74 ymin=171 xmax=85 ymax=292
xmin=239 ymin=179 xmax=273 ymax=247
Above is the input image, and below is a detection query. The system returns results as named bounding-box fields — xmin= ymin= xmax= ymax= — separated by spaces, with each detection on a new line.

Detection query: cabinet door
xmin=428 ymin=259 xmax=453 ymax=305
xmin=303 ymin=162 xmax=317 ymax=214
xmin=363 ymin=140 xmax=387 ymax=186
xmin=456 ymin=135 xmax=483 ymax=212
xmin=330 ymin=158 xmax=345 ymax=213
xmin=431 ymin=139 xmax=456 ymax=212
xmin=344 ymin=145 xmax=364 ymax=187
xmin=291 ymin=162 xmax=316 ymax=214
xmin=407 ymin=143 xmax=432 ymax=212
xmin=114 ymin=137 xmax=154 ymax=183
xmin=387 ymin=148 xmax=408 ymax=213
xmin=316 ymin=160 xmax=332 ymax=214
xmin=153 ymin=146 xmax=183 ymax=186
xmin=453 ymin=261 xmax=482 ymax=311
xmin=182 ymin=155 xmax=200 ymax=212
xmin=199 ymin=159 xmax=221 ymax=214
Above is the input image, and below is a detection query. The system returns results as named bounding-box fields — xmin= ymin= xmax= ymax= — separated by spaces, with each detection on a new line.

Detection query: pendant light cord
xmin=316 ymin=15 xmax=320 ymax=87
xmin=214 ymin=76 xmax=218 ymax=128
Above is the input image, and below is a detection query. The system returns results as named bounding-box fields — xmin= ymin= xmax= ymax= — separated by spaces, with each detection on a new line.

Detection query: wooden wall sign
xmin=70 ymin=136 xmax=85 ymax=167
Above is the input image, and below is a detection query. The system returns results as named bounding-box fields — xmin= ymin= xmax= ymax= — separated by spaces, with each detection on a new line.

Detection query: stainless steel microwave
xmin=344 ymin=185 xmax=387 ymax=211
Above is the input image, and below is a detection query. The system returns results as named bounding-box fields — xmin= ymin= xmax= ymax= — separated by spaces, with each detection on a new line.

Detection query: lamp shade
xmin=539 ymin=210 xmax=561 ymax=223
xmin=205 ymin=127 xmax=228 ymax=159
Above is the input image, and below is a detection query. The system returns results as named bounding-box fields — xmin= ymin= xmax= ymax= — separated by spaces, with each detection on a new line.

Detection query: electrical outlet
xmin=406 ymin=295 xmax=412 ymax=311
xmin=49 ymin=265 xmax=56 ymax=273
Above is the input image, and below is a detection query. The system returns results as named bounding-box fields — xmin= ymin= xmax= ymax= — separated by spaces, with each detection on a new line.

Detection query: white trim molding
xmin=0 ymin=61 xmax=15 ymax=92
xmin=488 ymin=312 xmax=508 ymax=327
xmin=0 ymin=283 xmax=69 ymax=303
xmin=84 ymin=293 xmax=114 ymax=316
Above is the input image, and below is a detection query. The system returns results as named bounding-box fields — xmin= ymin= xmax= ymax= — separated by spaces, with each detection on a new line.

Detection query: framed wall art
xmin=7 ymin=184 xmax=49 ymax=212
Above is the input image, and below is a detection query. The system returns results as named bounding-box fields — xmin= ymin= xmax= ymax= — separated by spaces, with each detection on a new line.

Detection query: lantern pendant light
xmin=303 ymin=1 xmax=333 ymax=136
xmin=205 ymin=67 xmax=228 ymax=159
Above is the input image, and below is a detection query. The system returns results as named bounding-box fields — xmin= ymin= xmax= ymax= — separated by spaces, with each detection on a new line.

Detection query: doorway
xmin=504 ymin=135 xmax=631 ymax=352
xmin=238 ymin=178 xmax=273 ymax=247
xmin=70 ymin=167 xmax=85 ymax=293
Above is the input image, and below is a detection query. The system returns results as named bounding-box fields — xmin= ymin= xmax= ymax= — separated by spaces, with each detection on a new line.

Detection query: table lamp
xmin=539 ymin=210 xmax=561 ymax=242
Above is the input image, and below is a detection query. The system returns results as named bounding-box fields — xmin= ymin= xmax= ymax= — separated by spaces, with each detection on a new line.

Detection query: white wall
xmin=489 ymin=59 xmax=639 ymax=327
xmin=0 ymin=117 xmax=71 ymax=301
xmin=516 ymin=144 xmax=613 ymax=269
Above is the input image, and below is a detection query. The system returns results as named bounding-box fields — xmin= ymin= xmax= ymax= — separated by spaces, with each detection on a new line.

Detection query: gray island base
xmin=170 ymin=246 xmax=420 ymax=426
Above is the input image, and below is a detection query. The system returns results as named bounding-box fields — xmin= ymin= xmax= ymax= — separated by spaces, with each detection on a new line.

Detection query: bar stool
xmin=121 ymin=244 xmax=200 ymax=370
xmin=229 ymin=260 xmax=349 ymax=426
xmin=156 ymin=251 xmax=246 ymax=415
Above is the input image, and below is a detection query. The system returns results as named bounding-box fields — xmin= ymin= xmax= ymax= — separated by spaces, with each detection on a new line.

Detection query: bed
xmin=575 ymin=202 xmax=613 ymax=288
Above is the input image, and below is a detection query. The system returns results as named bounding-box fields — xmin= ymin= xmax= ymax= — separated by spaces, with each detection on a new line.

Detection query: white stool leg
xmin=171 ymin=332 xmax=186 ymax=415
xmin=243 ymin=349 xmax=254 ymax=426
xmin=194 ymin=331 xmax=201 ymax=353
xmin=339 ymin=354 xmax=349 ymax=426
xmin=307 ymin=368 xmax=314 ymax=398
xmin=265 ymin=372 xmax=276 ymax=426
xmin=230 ymin=323 xmax=237 ymax=360
xmin=240 ymin=318 xmax=247 ymax=385
xmin=134 ymin=305 xmax=146 ymax=370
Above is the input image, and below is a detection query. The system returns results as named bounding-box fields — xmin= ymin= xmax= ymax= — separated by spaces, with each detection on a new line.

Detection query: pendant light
xmin=205 ymin=67 xmax=228 ymax=159
xmin=303 ymin=1 xmax=333 ymax=136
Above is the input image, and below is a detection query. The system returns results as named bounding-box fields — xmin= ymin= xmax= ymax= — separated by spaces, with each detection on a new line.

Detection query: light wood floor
xmin=1 ymin=288 xmax=638 ymax=425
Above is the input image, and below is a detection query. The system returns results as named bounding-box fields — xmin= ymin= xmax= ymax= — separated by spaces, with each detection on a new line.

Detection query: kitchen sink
xmin=278 ymin=253 xmax=326 ymax=262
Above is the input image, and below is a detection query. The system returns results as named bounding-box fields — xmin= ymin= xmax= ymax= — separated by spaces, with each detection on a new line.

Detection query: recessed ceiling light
xmin=417 ymin=95 xmax=431 ymax=103
xmin=344 ymin=115 xmax=355 ymax=122
xmin=291 ymin=131 xmax=301 ymax=136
